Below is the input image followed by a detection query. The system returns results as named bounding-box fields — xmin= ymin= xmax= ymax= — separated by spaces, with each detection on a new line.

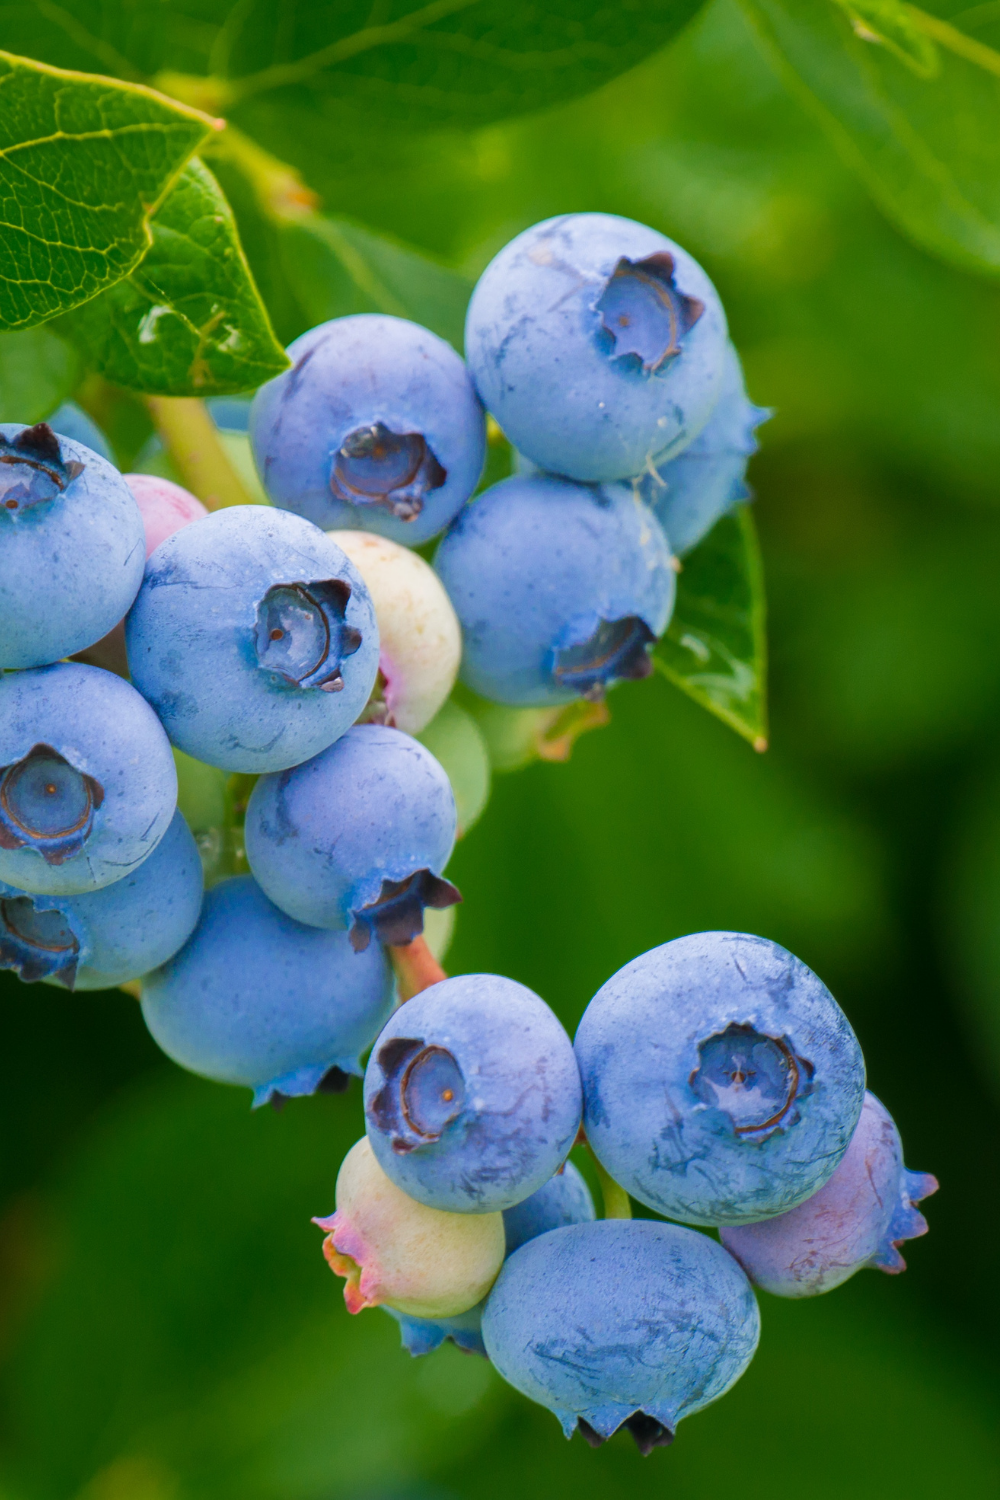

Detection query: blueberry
xmin=314 ymin=1137 xmax=505 ymax=1317
xmin=434 ymin=474 xmax=674 ymax=707
xmin=0 ymin=663 xmax=177 ymax=896
xmin=0 ymin=808 xmax=202 ymax=990
xmin=364 ymin=973 xmax=582 ymax=1213
xmin=502 ymin=1159 xmax=596 ymax=1255
xmin=125 ymin=505 xmax=379 ymax=774
xmin=250 ymin=315 xmax=486 ymax=546
xmin=481 ymin=1220 xmax=760 ymax=1451
xmin=245 ymin=724 xmax=460 ymax=946
xmin=385 ymin=1160 xmax=596 ymax=1359
xmin=720 ymin=1091 xmax=937 ymax=1295
xmin=141 ymin=875 xmax=394 ymax=1107
xmin=465 ymin=214 xmax=728 ymax=483
xmin=330 ymin=530 xmax=462 ymax=734
xmin=123 ymin=473 xmax=208 ymax=557
xmin=46 ymin=402 xmax=114 ymax=462
xmin=415 ymin=700 xmax=491 ymax=839
xmin=574 ymin=931 xmax=866 ymax=1226
xmin=0 ymin=422 xmax=145 ymax=669
xmin=637 ymin=343 xmax=771 ymax=557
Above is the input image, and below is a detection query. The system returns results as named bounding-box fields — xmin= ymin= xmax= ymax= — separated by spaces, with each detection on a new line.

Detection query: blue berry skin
xmin=0 ymin=809 xmax=202 ymax=990
xmin=384 ymin=1161 xmax=596 ymax=1359
xmin=141 ymin=875 xmax=394 ymax=1107
xmin=482 ymin=1220 xmax=760 ymax=1451
xmin=720 ymin=1091 xmax=938 ymax=1296
xmin=637 ymin=343 xmax=771 ymax=557
xmin=502 ymin=1160 xmax=596 ymax=1256
xmin=245 ymin=724 xmax=459 ymax=948
xmin=364 ymin=973 xmax=582 ymax=1214
xmin=575 ymin=932 xmax=866 ymax=1227
xmin=47 ymin=402 xmax=115 ymax=462
xmin=0 ymin=422 xmax=144 ymax=670
xmin=249 ymin=315 xmax=486 ymax=547
xmin=0 ymin=663 xmax=177 ymax=896
xmin=434 ymin=475 xmax=674 ymax=707
xmin=125 ymin=506 xmax=379 ymax=774
xmin=465 ymin=214 xmax=728 ymax=484
xmin=383 ymin=1301 xmax=489 ymax=1359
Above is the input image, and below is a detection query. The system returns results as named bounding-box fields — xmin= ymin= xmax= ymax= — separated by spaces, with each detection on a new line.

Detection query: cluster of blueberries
xmin=318 ymin=932 xmax=935 ymax=1452
xmin=0 ymin=211 xmax=932 ymax=1453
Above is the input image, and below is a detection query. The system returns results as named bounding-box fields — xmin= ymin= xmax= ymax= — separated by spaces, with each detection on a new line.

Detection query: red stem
xmin=388 ymin=934 xmax=446 ymax=1002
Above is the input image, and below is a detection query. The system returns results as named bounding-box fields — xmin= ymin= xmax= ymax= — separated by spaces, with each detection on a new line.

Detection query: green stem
xmin=144 ymin=396 xmax=255 ymax=511
xmin=586 ymin=1144 xmax=632 ymax=1220
xmin=907 ymin=3 xmax=1000 ymax=74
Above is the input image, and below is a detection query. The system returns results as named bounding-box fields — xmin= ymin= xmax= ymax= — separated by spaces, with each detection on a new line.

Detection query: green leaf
xmin=653 ymin=504 xmax=768 ymax=749
xmin=279 ymin=214 xmax=473 ymax=351
xmin=739 ymin=0 xmax=1000 ymax=278
xmin=59 ymin=158 xmax=289 ymax=395
xmin=0 ymin=327 xmax=81 ymax=422
xmin=0 ymin=50 xmax=214 ymax=330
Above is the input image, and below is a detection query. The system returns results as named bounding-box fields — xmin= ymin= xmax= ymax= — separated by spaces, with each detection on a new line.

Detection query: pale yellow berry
xmin=330 ymin=531 xmax=461 ymax=733
xmin=313 ymin=1137 xmax=504 ymax=1318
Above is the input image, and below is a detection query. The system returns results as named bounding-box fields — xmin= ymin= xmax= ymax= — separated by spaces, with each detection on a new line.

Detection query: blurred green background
xmin=2 ymin=2 xmax=999 ymax=1495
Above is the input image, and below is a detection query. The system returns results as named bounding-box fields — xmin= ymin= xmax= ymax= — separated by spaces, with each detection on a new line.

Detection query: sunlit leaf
xmin=740 ymin=0 xmax=1000 ymax=277
xmin=654 ymin=504 xmax=768 ymax=749
xmin=60 ymin=159 xmax=289 ymax=395
xmin=0 ymin=50 xmax=214 ymax=330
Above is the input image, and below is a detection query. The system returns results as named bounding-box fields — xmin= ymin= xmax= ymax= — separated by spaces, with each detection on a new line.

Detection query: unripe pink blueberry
xmin=313 ymin=1137 xmax=504 ymax=1318
xmin=124 ymin=473 xmax=208 ymax=557
xmin=329 ymin=530 xmax=460 ymax=733
xmin=720 ymin=1091 xmax=937 ymax=1296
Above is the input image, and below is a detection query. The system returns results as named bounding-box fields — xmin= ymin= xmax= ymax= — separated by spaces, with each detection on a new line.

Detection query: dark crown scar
xmin=330 ymin=422 xmax=446 ymax=522
xmin=596 ymin=254 xmax=704 ymax=373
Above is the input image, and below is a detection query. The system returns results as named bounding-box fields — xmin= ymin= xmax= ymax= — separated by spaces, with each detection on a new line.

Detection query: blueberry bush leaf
xmin=279 ymin=216 xmax=473 ymax=352
xmin=60 ymin=158 xmax=289 ymax=396
xmin=654 ymin=505 xmax=768 ymax=750
xmin=739 ymin=0 xmax=1000 ymax=278
xmin=0 ymin=3 xmax=708 ymax=205
xmin=0 ymin=50 xmax=216 ymax=330
xmin=0 ymin=327 xmax=81 ymax=423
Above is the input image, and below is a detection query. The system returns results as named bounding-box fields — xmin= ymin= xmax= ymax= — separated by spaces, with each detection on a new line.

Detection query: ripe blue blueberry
xmin=720 ymin=1091 xmax=937 ymax=1295
xmin=364 ymin=973 xmax=582 ymax=1213
xmin=47 ymin=402 xmax=114 ymax=462
xmin=0 ymin=809 xmax=202 ymax=990
xmin=574 ymin=932 xmax=866 ymax=1226
xmin=0 ymin=422 xmax=144 ymax=670
xmin=249 ymin=315 xmax=486 ymax=546
xmin=434 ymin=474 xmax=674 ymax=707
xmin=245 ymin=724 xmax=459 ymax=948
xmin=481 ymin=1220 xmax=760 ymax=1452
xmin=125 ymin=506 xmax=379 ymax=774
xmin=141 ymin=875 xmax=394 ymax=1107
xmin=0 ymin=663 xmax=177 ymax=896
xmin=386 ymin=1161 xmax=596 ymax=1358
xmin=637 ymin=343 xmax=771 ymax=557
xmin=465 ymin=214 xmax=728 ymax=483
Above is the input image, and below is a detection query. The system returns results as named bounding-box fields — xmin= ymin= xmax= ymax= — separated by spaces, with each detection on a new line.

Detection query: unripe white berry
xmin=329 ymin=530 xmax=461 ymax=733
xmin=314 ymin=1137 xmax=504 ymax=1318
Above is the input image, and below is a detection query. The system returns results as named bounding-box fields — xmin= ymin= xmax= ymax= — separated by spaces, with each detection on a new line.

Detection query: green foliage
xmin=60 ymin=159 xmax=288 ymax=395
xmin=740 ymin=0 xmax=1000 ymax=277
xmin=0 ymin=328 xmax=80 ymax=424
xmin=654 ymin=506 xmax=768 ymax=750
xmin=0 ymin=51 xmax=213 ymax=330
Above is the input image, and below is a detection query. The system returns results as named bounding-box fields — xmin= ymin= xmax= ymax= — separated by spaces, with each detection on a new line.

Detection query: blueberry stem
xmin=586 ymin=1142 xmax=632 ymax=1220
xmin=388 ymin=934 xmax=446 ymax=1003
xmin=144 ymin=397 xmax=257 ymax=512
